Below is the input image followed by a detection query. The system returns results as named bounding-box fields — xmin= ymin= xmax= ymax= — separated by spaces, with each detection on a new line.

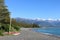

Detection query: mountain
xmin=15 ymin=18 xmax=60 ymax=27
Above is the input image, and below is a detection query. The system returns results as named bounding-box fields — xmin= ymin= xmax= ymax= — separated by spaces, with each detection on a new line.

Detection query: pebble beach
xmin=0 ymin=28 xmax=60 ymax=40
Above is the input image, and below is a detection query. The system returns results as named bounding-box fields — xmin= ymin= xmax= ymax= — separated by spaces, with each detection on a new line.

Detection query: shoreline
xmin=21 ymin=28 xmax=60 ymax=38
xmin=0 ymin=28 xmax=60 ymax=40
xmin=30 ymin=28 xmax=60 ymax=38
xmin=21 ymin=28 xmax=60 ymax=40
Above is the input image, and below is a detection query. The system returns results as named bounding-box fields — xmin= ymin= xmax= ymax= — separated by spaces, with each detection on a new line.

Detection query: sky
xmin=5 ymin=0 xmax=60 ymax=19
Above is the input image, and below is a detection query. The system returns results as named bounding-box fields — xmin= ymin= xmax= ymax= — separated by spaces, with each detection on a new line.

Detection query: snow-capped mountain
xmin=34 ymin=18 xmax=60 ymax=21
xmin=15 ymin=18 xmax=60 ymax=27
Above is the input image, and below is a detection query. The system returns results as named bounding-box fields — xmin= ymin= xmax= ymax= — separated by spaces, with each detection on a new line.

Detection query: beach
xmin=0 ymin=28 xmax=60 ymax=40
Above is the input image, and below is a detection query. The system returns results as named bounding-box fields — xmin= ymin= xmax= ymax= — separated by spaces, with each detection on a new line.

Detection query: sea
xmin=32 ymin=27 xmax=60 ymax=37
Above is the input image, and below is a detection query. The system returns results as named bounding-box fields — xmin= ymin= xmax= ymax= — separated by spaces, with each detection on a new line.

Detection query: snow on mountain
xmin=31 ymin=18 xmax=47 ymax=21
xmin=16 ymin=17 xmax=60 ymax=22
xmin=15 ymin=17 xmax=60 ymax=27
xmin=32 ymin=18 xmax=60 ymax=22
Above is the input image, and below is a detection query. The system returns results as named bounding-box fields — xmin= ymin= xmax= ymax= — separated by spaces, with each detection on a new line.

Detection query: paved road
xmin=0 ymin=28 xmax=60 ymax=40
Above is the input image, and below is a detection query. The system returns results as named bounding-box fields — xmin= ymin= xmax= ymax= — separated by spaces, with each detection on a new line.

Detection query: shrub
xmin=0 ymin=30 xmax=4 ymax=36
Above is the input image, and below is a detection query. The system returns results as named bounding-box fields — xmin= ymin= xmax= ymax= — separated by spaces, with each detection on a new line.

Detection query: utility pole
xmin=9 ymin=13 xmax=11 ymax=33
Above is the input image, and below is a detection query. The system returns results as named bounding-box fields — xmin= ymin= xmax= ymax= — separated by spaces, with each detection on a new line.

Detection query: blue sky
xmin=5 ymin=0 xmax=60 ymax=19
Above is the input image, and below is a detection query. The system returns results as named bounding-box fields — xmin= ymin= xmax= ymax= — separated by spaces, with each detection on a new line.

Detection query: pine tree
xmin=0 ymin=0 xmax=21 ymax=36
xmin=0 ymin=0 xmax=10 ymax=32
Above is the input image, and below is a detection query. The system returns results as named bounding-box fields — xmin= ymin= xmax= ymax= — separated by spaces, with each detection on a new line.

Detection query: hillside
xmin=15 ymin=18 xmax=60 ymax=27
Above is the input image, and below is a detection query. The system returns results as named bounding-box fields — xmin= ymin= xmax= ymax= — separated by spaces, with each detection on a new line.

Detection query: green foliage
xmin=12 ymin=24 xmax=20 ymax=31
xmin=16 ymin=22 xmax=40 ymax=28
xmin=0 ymin=0 xmax=4 ymax=3
xmin=0 ymin=0 xmax=10 ymax=34
xmin=1 ymin=24 xmax=9 ymax=32
xmin=0 ymin=0 xmax=20 ymax=36
xmin=11 ymin=18 xmax=20 ymax=31
xmin=0 ymin=30 xmax=4 ymax=36
xmin=32 ymin=23 xmax=40 ymax=28
xmin=13 ymin=26 xmax=20 ymax=31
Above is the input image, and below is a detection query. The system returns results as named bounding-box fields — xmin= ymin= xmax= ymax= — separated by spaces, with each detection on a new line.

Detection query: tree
xmin=0 ymin=0 xmax=21 ymax=36
xmin=32 ymin=23 xmax=40 ymax=28
xmin=0 ymin=0 xmax=10 ymax=32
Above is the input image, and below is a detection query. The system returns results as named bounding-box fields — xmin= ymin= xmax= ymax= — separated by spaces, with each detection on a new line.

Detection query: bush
xmin=0 ymin=30 xmax=4 ymax=36
xmin=13 ymin=26 xmax=20 ymax=31
xmin=32 ymin=23 xmax=40 ymax=28
xmin=11 ymin=24 xmax=20 ymax=31
xmin=1 ymin=24 xmax=9 ymax=32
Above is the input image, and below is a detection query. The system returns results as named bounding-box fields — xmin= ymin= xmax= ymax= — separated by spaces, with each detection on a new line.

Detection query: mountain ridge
xmin=15 ymin=17 xmax=60 ymax=27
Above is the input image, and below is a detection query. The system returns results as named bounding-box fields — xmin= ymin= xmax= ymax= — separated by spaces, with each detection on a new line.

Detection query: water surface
xmin=33 ymin=27 xmax=60 ymax=36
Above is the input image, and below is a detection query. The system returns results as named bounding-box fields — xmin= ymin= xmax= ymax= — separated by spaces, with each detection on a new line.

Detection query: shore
xmin=0 ymin=28 xmax=60 ymax=40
